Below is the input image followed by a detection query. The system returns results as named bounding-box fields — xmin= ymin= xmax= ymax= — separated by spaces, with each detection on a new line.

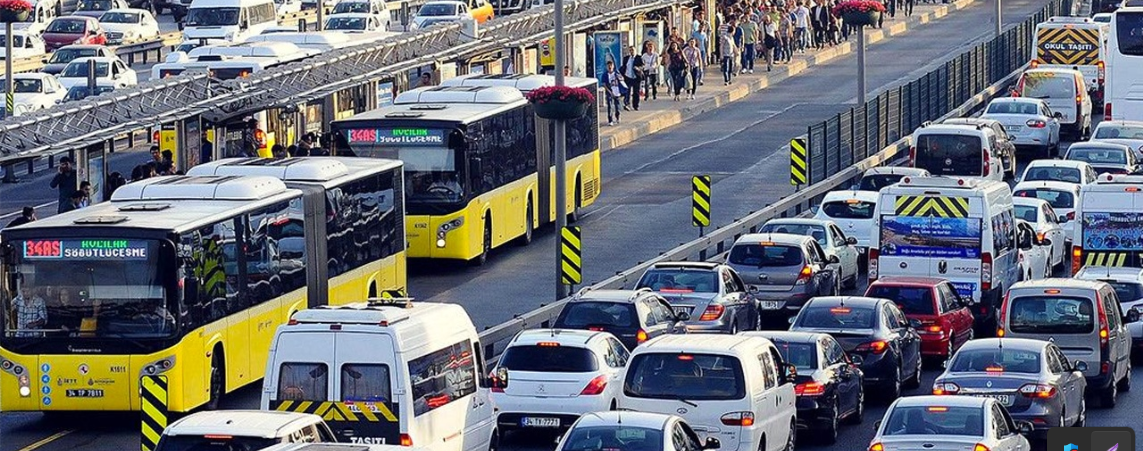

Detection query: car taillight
xmin=580 ymin=374 xmax=608 ymax=395
xmin=720 ymin=411 xmax=755 ymax=426
xmin=983 ymin=150 xmax=991 ymax=176
xmin=908 ymin=146 xmax=916 ymax=166
xmin=997 ymin=292 xmax=1009 ymax=337
xmin=869 ymin=443 xmax=884 ymax=451
xmin=1072 ymin=246 xmax=1083 ymax=276
xmin=636 ymin=329 xmax=648 ymax=343
xmin=868 ymin=248 xmax=879 ymax=281
xmin=1105 ymin=102 xmax=1112 ymax=119
xmin=1098 ymin=60 xmax=1105 ymax=83
xmin=855 ymin=340 xmax=889 ymax=354
xmin=1096 ymin=291 xmax=1109 ymax=347
xmin=1026 ymin=119 xmax=1047 ymax=128
xmin=400 ymin=434 xmax=413 ymax=446
xmin=795 ymin=381 xmax=825 ymax=396
xmin=1019 ymin=383 xmax=1057 ymax=398
xmin=932 ymin=382 xmax=960 ymax=395
xmin=699 ymin=304 xmax=725 ymax=321
xmin=1030 ymin=60 xmax=1040 ymax=68
xmin=490 ymin=368 xmax=507 ymax=393
xmin=1067 ymin=211 xmax=1075 ymax=221
xmin=974 ymin=444 xmax=990 ymax=451
xmin=981 ymin=252 xmax=992 ymax=291
xmin=925 ymin=324 xmax=943 ymax=334
xmin=794 ymin=265 xmax=812 ymax=285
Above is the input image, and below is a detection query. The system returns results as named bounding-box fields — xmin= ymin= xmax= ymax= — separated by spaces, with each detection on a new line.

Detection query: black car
xmin=790 ymin=296 xmax=923 ymax=402
xmin=744 ymin=331 xmax=865 ymax=444
xmin=553 ymin=288 xmax=686 ymax=350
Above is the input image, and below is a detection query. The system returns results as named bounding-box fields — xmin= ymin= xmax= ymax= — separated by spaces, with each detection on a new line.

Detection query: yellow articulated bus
xmin=330 ymin=75 xmax=602 ymax=265
xmin=0 ymin=163 xmax=405 ymax=413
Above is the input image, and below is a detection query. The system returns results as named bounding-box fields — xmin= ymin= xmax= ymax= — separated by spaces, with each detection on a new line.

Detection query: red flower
xmin=525 ymin=85 xmax=595 ymax=105
xmin=0 ymin=0 xmax=33 ymax=12
xmin=831 ymin=0 xmax=886 ymax=15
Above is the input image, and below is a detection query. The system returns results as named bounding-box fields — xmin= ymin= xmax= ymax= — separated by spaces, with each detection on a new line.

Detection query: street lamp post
xmin=995 ymin=0 xmax=1002 ymax=37
xmin=857 ymin=23 xmax=866 ymax=106
xmin=553 ymin=0 xmax=569 ymax=299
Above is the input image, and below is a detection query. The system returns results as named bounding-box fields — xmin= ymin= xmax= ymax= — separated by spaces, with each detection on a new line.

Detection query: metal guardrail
xmin=474 ymin=61 xmax=1033 ymax=361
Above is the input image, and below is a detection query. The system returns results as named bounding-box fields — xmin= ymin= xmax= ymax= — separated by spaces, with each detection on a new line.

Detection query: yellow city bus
xmin=330 ymin=76 xmax=602 ymax=265
xmin=0 ymin=163 xmax=405 ymax=413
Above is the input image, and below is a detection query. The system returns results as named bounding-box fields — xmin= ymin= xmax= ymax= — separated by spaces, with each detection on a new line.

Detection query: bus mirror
xmin=448 ymin=130 xmax=466 ymax=149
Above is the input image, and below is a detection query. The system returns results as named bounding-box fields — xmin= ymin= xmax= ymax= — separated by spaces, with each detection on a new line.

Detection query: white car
xmin=814 ymin=190 xmax=878 ymax=255
xmin=759 ymin=218 xmax=861 ymax=289
xmin=57 ymin=56 xmax=137 ymax=90
xmin=980 ymin=97 xmax=1062 ymax=158
xmin=869 ymin=396 xmax=1032 ymax=451
xmin=97 ymin=8 xmax=159 ymax=44
xmin=0 ymin=31 xmax=45 ymax=60
xmin=1016 ymin=220 xmax=1051 ymax=281
xmin=330 ymin=0 xmax=391 ymax=30
xmin=491 ymin=329 xmax=627 ymax=432
xmin=852 ymin=166 xmax=930 ymax=192
xmin=1 ymin=73 xmax=66 ymax=116
xmin=1091 ymin=120 xmax=1143 ymax=160
xmin=1018 ymin=159 xmax=1097 ymax=185
xmin=323 ymin=13 xmax=385 ymax=32
xmin=1074 ymin=266 xmax=1143 ymax=324
xmin=274 ymin=0 xmax=303 ymax=15
xmin=410 ymin=0 xmax=467 ymax=29
xmin=1012 ymin=197 xmax=1066 ymax=269
xmin=1012 ymin=180 xmax=1081 ymax=247
xmin=557 ymin=412 xmax=721 ymax=451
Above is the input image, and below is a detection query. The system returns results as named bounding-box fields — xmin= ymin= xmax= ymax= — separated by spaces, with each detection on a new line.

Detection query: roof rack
xmin=365 ymin=296 xmax=415 ymax=308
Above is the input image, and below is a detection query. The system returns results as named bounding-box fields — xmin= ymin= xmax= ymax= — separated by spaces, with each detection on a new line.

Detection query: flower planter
xmin=533 ymin=99 xmax=589 ymax=120
xmin=0 ymin=9 xmax=28 ymax=22
xmin=842 ymin=10 xmax=880 ymax=26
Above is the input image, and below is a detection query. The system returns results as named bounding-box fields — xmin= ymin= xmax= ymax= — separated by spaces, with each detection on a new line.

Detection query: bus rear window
xmin=914 ymin=134 xmax=983 ymax=176
xmin=1008 ymin=296 xmax=1094 ymax=334
xmin=1116 ymin=12 xmax=1143 ymax=56
xmin=624 ymin=353 xmax=745 ymax=400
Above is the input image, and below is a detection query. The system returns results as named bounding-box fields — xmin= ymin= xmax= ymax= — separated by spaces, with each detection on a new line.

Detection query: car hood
xmin=413 ymin=15 xmax=462 ymax=26
xmin=41 ymin=62 xmax=68 ymax=74
xmin=12 ymin=92 xmax=48 ymax=103
xmin=73 ymin=11 xmax=106 ymax=17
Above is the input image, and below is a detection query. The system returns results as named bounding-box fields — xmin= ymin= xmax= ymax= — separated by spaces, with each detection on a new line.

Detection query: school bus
xmin=330 ymin=75 xmax=602 ymax=265
xmin=0 ymin=160 xmax=405 ymax=412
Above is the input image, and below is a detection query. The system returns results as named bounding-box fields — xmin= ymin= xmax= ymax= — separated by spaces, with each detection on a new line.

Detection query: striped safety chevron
xmin=894 ymin=195 xmax=970 ymax=218
xmin=140 ymin=376 xmax=168 ymax=451
xmin=273 ymin=400 xmax=398 ymax=423
xmin=1036 ymin=27 xmax=1100 ymax=65
xmin=1084 ymin=251 xmax=1129 ymax=267
xmin=561 ymin=226 xmax=582 ymax=285
xmin=692 ymin=175 xmax=711 ymax=227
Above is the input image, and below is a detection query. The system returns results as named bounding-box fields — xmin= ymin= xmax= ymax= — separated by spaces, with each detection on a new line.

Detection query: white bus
xmin=1105 ymin=6 xmax=1143 ymax=120
xmin=1072 ymin=174 xmax=1143 ymax=273
xmin=152 ymin=40 xmax=318 ymax=80
xmin=183 ymin=0 xmax=279 ymax=43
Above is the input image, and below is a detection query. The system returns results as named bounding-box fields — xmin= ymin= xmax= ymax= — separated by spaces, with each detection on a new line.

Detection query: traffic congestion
xmin=1 ymin=0 xmax=1142 ymax=449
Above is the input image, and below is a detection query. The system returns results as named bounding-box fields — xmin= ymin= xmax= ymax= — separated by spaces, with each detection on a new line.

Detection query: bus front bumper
xmin=406 ymin=215 xmax=477 ymax=260
xmin=0 ymin=351 xmax=182 ymax=412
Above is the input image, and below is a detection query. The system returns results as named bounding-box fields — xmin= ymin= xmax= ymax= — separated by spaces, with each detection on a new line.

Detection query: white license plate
xmin=971 ymin=394 xmax=1012 ymax=406
xmin=1006 ymin=125 xmax=1022 ymax=131
xmin=521 ymin=417 xmax=560 ymax=428
xmin=760 ymin=301 xmax=781 ymax=310
xmin=65 ymin=389 xmax=104 ymax=398
xmin=674 ymin=307 xmax=693 ymax=316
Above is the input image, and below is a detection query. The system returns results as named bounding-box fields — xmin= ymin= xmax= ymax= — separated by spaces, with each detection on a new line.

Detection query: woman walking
xmin=666 ymin=42 xmax=688 ymax=101
xmin=683 ymin=38 xmax=703 ymax=99
xmin=641 ymin=41 xmax=660 ymax=101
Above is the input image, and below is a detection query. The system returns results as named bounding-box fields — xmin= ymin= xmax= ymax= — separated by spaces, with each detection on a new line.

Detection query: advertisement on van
xmin=880 ymin=217 xmax=983 ymax=258
xmin=1082 ymin=212 xmax=1143 ymax=250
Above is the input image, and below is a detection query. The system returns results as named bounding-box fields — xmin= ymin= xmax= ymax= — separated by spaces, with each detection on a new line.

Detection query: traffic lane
xmin=409 ymin=0 xmax=1048 ymax=330
xmin=0 ymin=147 xmax=149 ymax=221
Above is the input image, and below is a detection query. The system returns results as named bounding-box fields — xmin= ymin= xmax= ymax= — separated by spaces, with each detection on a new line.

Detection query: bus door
xmin=535 ymin=117 xmax=552 ymax=225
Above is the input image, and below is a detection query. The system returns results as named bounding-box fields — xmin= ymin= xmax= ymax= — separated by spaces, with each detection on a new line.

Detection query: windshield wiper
xmin=677 ymin=397 xmax=698 ymax=408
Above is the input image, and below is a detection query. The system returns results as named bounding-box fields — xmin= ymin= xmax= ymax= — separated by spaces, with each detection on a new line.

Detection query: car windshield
xmin=1008 ymin=296 xmax=1094 ymax=334
xmin=561 ymin=426 xmax=663 ymax=451
xmin=821 ymin=200 xmax=876 ymax=219
xmin=772 ymin=341 xmax=817 ymax=371
xmin=1014 ymin=189 xmax=1074 ymax=209
xmin=796 ymin=305 xmax=876 ymax=329
xmin=914 ymin=134 xmax=983 ymax=176
xmin=100 ymin=12 xmax=139 ymax=23
xmin=637 ymin=269 xmax=719 ymax=293
xmin=1068 ymin=147 xmax=1128 ymax=165
xmin=882 ymin=406 xmax=985 ymax=436
xmin=64 ymin=85 xmax=113 ymax=101
xmin=333 ymin=1 xmax=370 ymax=12
xmin=326 ymin=17 xmax=367 ymax=29
xmin=728 ymin=244 xmax=804 ymax=267
xmin=949 ymin=347 xmax=1042 ymax=373
xmin=624 ymin=353 xmax=745 ymax=400
xmin=857 ymin=174 xmax=905 ymax=191
xmin=0 ymin=78 xmax=43 ymax=93
xmin=986 ymin=101 xmax=1041 ymax=115
xmin=866 ymin=286 xmax=935 ymax=315
xmin=499 ymin=345 xmax=599 ymax=372
xmin=759 ymin=223 xmax=828 ymax=246
xmin=1021 ymin=74 xmax=1074 ymax=98
xmin=78 ymin=0 xmax=113 ymax=10
xmin=151 ymin=435 xmax=279 ymax=451
xmin=45 ymin=19 xmax=87 ymax=33
xmin=1014 ymin=205 xmax=1039 ymax=223
xmin=1094 ymin=124 xmax=1143 ymax=140
xmin=49 ymin=47 xmax=98 ymax=63
xmin=1022 ymin=166 xmax=1082 ymax=183
xmin=419 ymin=3 xmax=458 ymax=15
xmin=1107 ymin=281 xmax=1143 ymax=302
xmin=60 ymin=61 xmax=109 ymax=77
xmin=186 ymin=7 xmax=240 ymax=26
xmin=558 ymin=302 xmax=637 ymax=328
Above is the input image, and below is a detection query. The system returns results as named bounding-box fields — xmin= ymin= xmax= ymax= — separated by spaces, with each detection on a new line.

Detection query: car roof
xmin=915 ymin=123 xmax=988 ymax=135
xmin=103 ymin=8 xmax=147 ymax=13
xmin=1096 ymin=120 xmax=1143 ymax=127
xmin=11 ymin=72 xmax=53 ymax=80
xmin=739 ymin=330 xmax=825 ymax=343
xmin=1068 ymin=141 xmax=1131 ymax=151
xmin=165 ymin=410 xmax=323 ymax=438
xmin=1025 ymin=159 xmax=1091 ymax=169
xmin=572 ymin=289 xmax=657 ymax=304
xmin=805 ymin=296 xmax=886 ymax=308
xmin=958 ymin=337 xmax=1047 ymax=352
xmin=863 ymin=167 xmax=930 ymax=176
xmin=1013 ymin=180 xmax=1081 ymax=191
xmin=1074 ymin=266 xmax=1143 ymax=282
xmin=736 ymin=233 xmax=815 ymax=246
xmin=637 ymin=334 xmax=768 ymax=353
xmin=649 ymin=261 xmax=722 ymax=270
xmin=327 ymin=12 xmax=374 ymax=17
xmin=574 ymin=411 xmax=673 ymax=429
xmin=1012 ymin=197 xmax=1050 ymax=208
xmin=67 ymin=56 xmax=120 ymax=64
xmin=943 ymin=117 xmax=1003 ymax=127
xmin=1010 ymin=277 xmax=1107 ymax=291
xmin=894 ymin=395 xmax=988 ymax=408
xmin=422 ymin=0 xmax=464 ymax=5
xmin=1024 ymin=67 xmax=1083 ymax=76
xmin=987 ymin=97 xmax=1045 ymax=105
xmin=763 ymin=218 xmax=836 ymax=228
xmin=821 ymin=190 xmax=879 ymax=202
xmin=869 ymin=276 xmax=947 ymax=287
xmin=511 ymin=329 xmax=607 ymax=347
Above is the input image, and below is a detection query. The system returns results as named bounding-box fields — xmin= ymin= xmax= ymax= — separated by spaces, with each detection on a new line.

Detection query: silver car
xmin=980 ymin=97 xmax=1062 ymax=157
xmin=759 ymin=218 xmax=861 ymax=289
xmin=1064 ymin=141 xmax=1139 ymax=175
xmin=1074 ymin=266 xmax=1143 ymax=323
xmin=933 ymin=338 xmax=1087 ymax=440
xmin=726 ymin=233 xmax=842 ymax=322
xmin=635 ymin=262 xmax=758 ymax=333
xmin=1091 ymin=120 xmax=1143 ymax=160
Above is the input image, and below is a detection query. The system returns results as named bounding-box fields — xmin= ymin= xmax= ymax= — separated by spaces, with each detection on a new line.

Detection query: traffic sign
xmin=140 ymin=375 xmax=168 ymax=451
xmin=692 ymin=175 xmax=711 ymax=227
xmin=790 ymin=138 xmax=808 ymax=186
xmin=561 ymin=226 xmax=582 ymax=285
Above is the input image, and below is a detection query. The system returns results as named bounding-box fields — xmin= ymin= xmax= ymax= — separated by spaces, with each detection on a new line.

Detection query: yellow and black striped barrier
xmin=790 ymin=138 xmax=808 ymax=186
xmin=274 ymin=400 xmax=398 ymax=422
xmin=561 ymin=226 xmax=582 ymax=285
xmin=141 ymin=375 xmax=168 ymax=451
xmin=692 ymin=175 xmax=711 ymax=228
xmin=1085 ymin=251 xmax=1129 ymax=267
xmin=5 ymin=93 xmax=13 ymax=117
xmin=894 ymin=195 xmax=969 ymax=218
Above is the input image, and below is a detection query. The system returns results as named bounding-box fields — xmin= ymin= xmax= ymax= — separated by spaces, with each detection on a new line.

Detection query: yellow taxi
xmin=468 ymin=0 xmax=494 ymax=23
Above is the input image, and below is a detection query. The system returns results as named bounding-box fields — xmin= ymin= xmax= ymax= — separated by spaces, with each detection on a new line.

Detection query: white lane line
xmin=16 ymin=429 xmax=75 ymax=451
xmin=0 ymin=200 xmax=59 ymax=221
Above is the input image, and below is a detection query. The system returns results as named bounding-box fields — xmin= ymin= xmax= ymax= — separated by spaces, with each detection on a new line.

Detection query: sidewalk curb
xmin=599 ymin=0 xmax=977 ymax=152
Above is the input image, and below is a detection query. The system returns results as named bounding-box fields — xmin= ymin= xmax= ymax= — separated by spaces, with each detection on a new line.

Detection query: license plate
xmin=521 ymin=417 xmax=560 ymax=428
xmin=674 ymin=307 xmax=693 ymax=316
xmin=971 ymin=394 xmax=1012 ymax=406
xmin=1006 ymin=125 xmax=1022 ymax=131
xmin=65 ymin=389 xmax=104 ymax=398
xmin=760 ymin=301 xmax=781 ymax=310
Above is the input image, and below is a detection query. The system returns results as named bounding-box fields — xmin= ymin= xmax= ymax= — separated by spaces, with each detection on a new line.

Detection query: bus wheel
xmin=205 ymin=351 xmax=224 ymax=410
xmin=519 ymin=200 xmax=533 ymax=246
xmin=471 ymin=217 xmax=491 ymax=267
xmin=568 ymin=177 xmax=583 ymax=223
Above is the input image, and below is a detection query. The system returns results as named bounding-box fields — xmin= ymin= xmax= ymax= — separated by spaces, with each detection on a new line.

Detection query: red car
xmin=42 ymin=16 xmax=107 ymax=52
xmin=864 ymin=276 xmax=974 ymax=366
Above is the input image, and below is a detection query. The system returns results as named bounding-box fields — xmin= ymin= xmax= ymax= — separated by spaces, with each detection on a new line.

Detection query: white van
xmin=871 ymin=176 xmax=1019 ymax=333
xmin=1071 ymin=173 xmax=1143 ymax=273
xmin=1016 ymin=68 xmax=1094 ymax=139
xmin=909 ymin=123 xmax=1006 ymax=181
xmin=618 ymin=334 xmax=798 ymax=451
xmin=262 ymin=300 xmax=497 ymax=451
xmin=12 ymin=0 xmax=62 ymax=36
xmin=264 ymin=444 xmax=432 ymax=451
xmin=183 ymin=0 xmax=279 ymax=42
xmin=1033 ymin=16 xmax=1110 ymax=103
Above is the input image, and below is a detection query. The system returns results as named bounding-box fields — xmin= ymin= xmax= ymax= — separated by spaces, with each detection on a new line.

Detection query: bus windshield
xmin=2 ymin=239 xmax=174 ymax=340
xmin=339 ymin=127 xmax=465 ymax=209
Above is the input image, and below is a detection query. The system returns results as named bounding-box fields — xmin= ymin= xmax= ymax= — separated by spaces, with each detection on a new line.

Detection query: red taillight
xmin=1019 ymin=383 xmax=1057 ymax=398
xmin=287 ymin=319 xmax=298 ymax=325
xmin=400 ymin=434 xmax=413 ymax=447
xmin=795 ymin=265 xmax=813 ymax=285
xmin=1105 ymin=102 xmax=1112 ymax=119
xmin=699 ymin=304 xmax=725 ymax=321
xmin=855 ymin=340 xmax=889 ymax=354
xmin=932 ymin=382 xmax=960 ymax=395
xmin=983 ymin=150 xmax=991 ymax=176
xmin=636 ymin=329 xmax=649 ymax=343
xmin=588 ymin=326 xmax=605 ymax=331
xmin=1102 ymin=361 xmax=1110 ymax=374
xmin=909 ymin=146 xmax=917 ymax=166
xmin=1072 ymin=246 xmax=1083 ymax=276
xmin=926 ymin=324 xmax=943 ymax=334
xmin=720 ymin=411 xmax=755 ymax=426
xmin=981 ymin=252 xmax=993 ymax=291
xmin=795 ymin=381 xmax=825 ymax=396
xmin=1030 ymin=60 xmax=1040 ymax=68
xmin=1026 ymin=119 xmax=1047 ymax=128
xmin=580 ymin=374 xmax=608 ymax=395
xmin=997 ymin=292 xmax=1009 ymax=337
xmin=490 ymin=369 xmax=507 ymax=393
xmin=1096 ymin=291 xmax=1109 ymax=346
xmin=1067 ymin=211 xmax=1075 ymax=221
xmin=868 ymin=248 xmax=879 ymax=281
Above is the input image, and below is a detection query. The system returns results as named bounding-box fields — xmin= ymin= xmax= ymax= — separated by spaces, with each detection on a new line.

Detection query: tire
xmin=844 ymin=388 xmax=864 ymax=425
xmin=843 ymin=267 xmax=858 ymax=289
xmin=941 ymin=338 xmax=954 ymax=369
xmin=568 ymin=177 xmax=583 ymax=223
xmin=784 ymin=420 xmax=796 ymax=451
xmin=1074 ymin=398 xmax=1086 ymax=426
xmin=882 ymin=363 xmax=901 ymax=403
xmin=1100 ymin=373 xmax=1118 ymax=408
xmin=818 ymin=401 xmax=839 ymax=445
xmin=1118 ymin=366 xmax=1131 ymax=392
xmin=204 ymin=352 xmax=224 ymax=410
xmin=518 ymin=201 xmax=533 ymax=246
xmin=471 ymin=217 xmax=492 ymax=267
xmin=834 ymin=275 xmax=842 ymax=296
xmin=488 ymin=429 xmax=500 ymax=451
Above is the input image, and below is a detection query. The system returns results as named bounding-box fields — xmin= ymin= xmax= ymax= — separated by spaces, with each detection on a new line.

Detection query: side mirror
xmin=702 ymin=438 xmax=721 ymax=450
xmin=1015 ymin=420 xmax=1035 ymax=435
xmin=1038 ymin=237 xmax=1052 ymax=247
xmin=1054 ymin=112 xmax=1063 ymax=119
xmin=908 ymin=318 xmax=922 ymax=329
xmin=787 ymin=315 xmax=797 ymax=325
xmin=1074 ymin=361 xmax=1088 ymax=372
xmin=828 ymin=255 xmax=840 ymax=264
xmin=846 ymin=236 xmax=858 ymax=245
xmin=810 ymin=205 xmax=820 ymax=215
xmin=874 ymin=420 xmax=882 ymax=430
xmin=781 ymin=362 xmax=797 ymax=383
xmin=1058 ymin=214 xmax=1069 ymax=223
xmin=849 ymin=354 xmax=864 ymax=366
xmin=41 ymin=58 xmax=48 ymax=63
xmin=676 ymin=311 xmax=691 ymax=322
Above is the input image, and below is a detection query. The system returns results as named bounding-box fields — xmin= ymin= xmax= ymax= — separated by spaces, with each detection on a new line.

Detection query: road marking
xmin=0 ymin=201 xmax=59 ymax=221
xmin=17 ymin=429 xmax=74 ymax=451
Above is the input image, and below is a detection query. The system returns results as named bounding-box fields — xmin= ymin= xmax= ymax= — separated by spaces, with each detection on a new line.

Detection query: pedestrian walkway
xmin=599 ymin=0 xmax=977 ymax=151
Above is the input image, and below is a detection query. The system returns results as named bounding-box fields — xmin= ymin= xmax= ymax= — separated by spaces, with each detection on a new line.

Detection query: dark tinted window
xmin=866 ymin=285 xmax=935 ymax=315
xmin=1022 ymin=166 xmax=1082 ymax=183
xmin=557 ymin=302 xmax=637 ymax=328
xmin=882 ymin=406 xmax=984 ymax=436
xmin=624 ymin=353 xmax=745 ymax=400
xmin=796 ymin=305 xmax=876 ymax=329
xmin=407 ymin=340 xmax=477 ymax=416
xmin=277 ymin=362 xmax=328 ymax=401
xmin=1067 ymin=146 xmax=1128 ymax=165
xmin=155 ymin=436 xmax=278 ymax=451
xmin=915 ymin=134 xmax=983 ymax=176
xmin=772 ymin=341 xmax=817 ymax=371
xmin=1014 ymin=205 xmax=1038 ymax=222
xmin=500 ymin=345 xmax=599 ymax=372
xmin=341 ymin=364 xmax=393 ymax=404
xmin=637 ymin=269 xmax=719 ymax=293
xmin=1108 ymin=281 xmax=1143 ymax=302
xmin=1009 ymin=296 xmax=1095 ymax=334
xmin=728 ymin=244 xmax=804 ymax=267
xmin=326 ymin=170 xmax=404 ymax=278
xmin=1116 ymin=12 xmax=1143 ymax=56
xmin=560 ymin=426 xmax=663 ymax=451
xmin=544 ymin=82 xmax=600 ymax=160
xmin=858 ymin=174 xmax=905 ymax=191
xmin=1015 ymin=189 xmax=1074 ymax=209
xmin=466 ymin=107 xmax=537 ymax=196
xmin=948 ymin=347 xmax=1042 ymax=374
xmin=182 ymin=218 xmax=243 ymax=325
xmin=821 ymin=200 xmax=876 ymax=219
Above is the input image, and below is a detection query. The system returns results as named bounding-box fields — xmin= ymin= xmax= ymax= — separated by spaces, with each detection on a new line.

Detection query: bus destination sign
xmin=22 ymin=240 xmax=151 ymax=260
xmin=349 ymin=128 xmax=445 ymax=146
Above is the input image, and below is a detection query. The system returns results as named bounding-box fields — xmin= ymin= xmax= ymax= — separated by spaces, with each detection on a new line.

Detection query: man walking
xmin=810 ymin=0 xmax=830 ymax=49
xmin=793 ymin=1 xmax=811 ymax=52
xmin=601 ymin=60 xmax=627 ymax=125
xmin=49 ymin=157 xmax=78 ymax=214
xmin=622 ymin=45 xmax=643 ymax=110
xmin=719 ymin=20 xmax=739 ymax=85
xmin=738 ymin=12 xmax=758 ymax=73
